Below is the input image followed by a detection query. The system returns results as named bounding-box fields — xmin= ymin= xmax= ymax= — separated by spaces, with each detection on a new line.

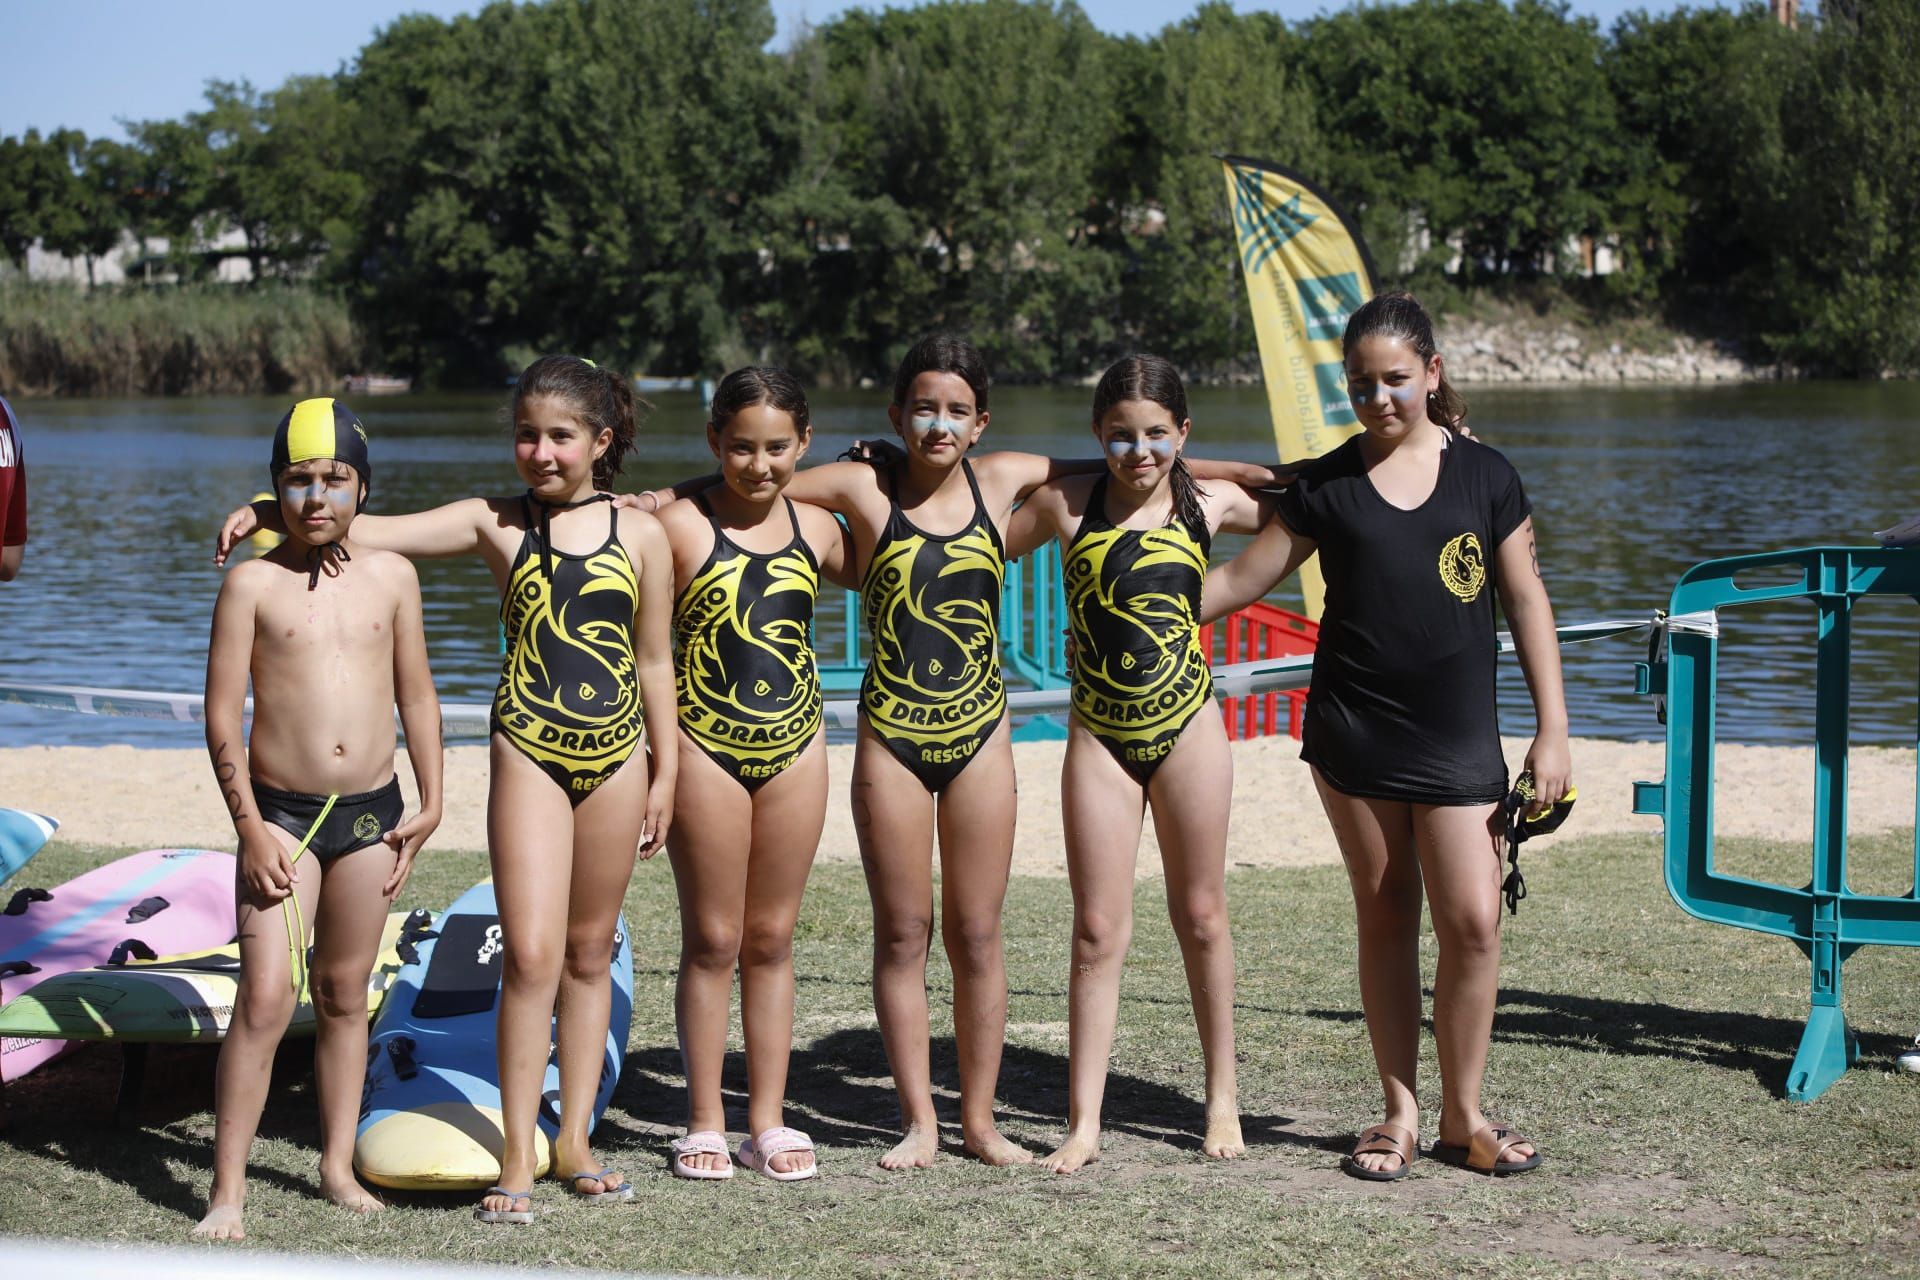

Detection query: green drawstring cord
xmin=280 ymin=794 xmax=338 ymax=999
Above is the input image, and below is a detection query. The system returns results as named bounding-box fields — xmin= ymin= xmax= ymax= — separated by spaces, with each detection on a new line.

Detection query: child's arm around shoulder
xmin=971 ymin=450 xmax=1104 ymax=511
xmin=1198 ymin=474 xmax=1273 ymax=538
xmin=374 ymin=550 xmax=442 ymax=899
xmin=1200 ymin=513 xmax=1316 ymax=625
xmin=620 ymin=507 xmax=677 ymax=859
xmin=205 ymin=562 xmax=296 ymax=903
xmin=1003 ymin=473 xmax=1087 ymax=560
xmin=796 ymin=503 xmax=859 ymax=591
xmin=779 ymin=457 xmax=889 ymax=522
xmin=216 ymin=496 xmax=497 ymax=566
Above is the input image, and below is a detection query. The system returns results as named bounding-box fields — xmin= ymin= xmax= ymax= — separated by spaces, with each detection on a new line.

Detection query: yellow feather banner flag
xmin=1221 ymin=154 xmax=1377 ymax=618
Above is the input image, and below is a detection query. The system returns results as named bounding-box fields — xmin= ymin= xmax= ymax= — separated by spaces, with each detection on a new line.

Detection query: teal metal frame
xmin=1632 ymin=546 xmax=1920 ymax=1102
xmin=816 ymin=543 xmax=1072 ymax=740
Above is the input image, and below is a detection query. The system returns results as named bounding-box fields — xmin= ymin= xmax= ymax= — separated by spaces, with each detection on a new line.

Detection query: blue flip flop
xmin=567 ymin=1168 xmax=635 ymax=1202
xmin=473 ymin=1186 xmax=535 ymax=1225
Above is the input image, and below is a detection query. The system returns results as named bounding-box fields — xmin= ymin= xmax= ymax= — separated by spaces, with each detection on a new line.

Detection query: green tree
xmin=122 ymin=116 xmax=216 ymax=279
xmin=1112 ymin=3 xmax=1322 ymax=369
xmin=1601 ymin=5 xmax=1764 ymax=306
xmin=777 ymin=0 xmax=1120 ymax=379
xmin=1720 ymin=0 xmax=1920 ymax=374
xmin=1292 ymin=0 xmax=1617 ymax=285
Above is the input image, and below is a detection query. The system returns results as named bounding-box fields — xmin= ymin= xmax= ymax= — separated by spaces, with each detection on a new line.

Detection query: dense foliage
xmin=1 ymin=0 xmax=1914 ymax=382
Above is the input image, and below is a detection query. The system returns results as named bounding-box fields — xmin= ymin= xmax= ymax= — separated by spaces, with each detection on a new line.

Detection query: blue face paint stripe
xmin=0 ymin=855 xmax=207 ymax=964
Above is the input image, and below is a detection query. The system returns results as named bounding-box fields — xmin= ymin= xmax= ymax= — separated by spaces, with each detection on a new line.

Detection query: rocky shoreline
xmin=1436 ymin=317 xmax=1763 ymax=384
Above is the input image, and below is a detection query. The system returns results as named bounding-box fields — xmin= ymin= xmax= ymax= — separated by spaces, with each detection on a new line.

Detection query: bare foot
xmin=320 ymin=1171 xmax=384 ymax=1214
xmin=1040 ymin=1129 xmax=1100 ymax=1175
xmin=878 ymin=1122 xmax=938 ymax=1170
xmin=1203 ymin=1105 xmax=1245 ymax=1160
xmin=963 ymin=1123 xmax=1033 ymax=1167
xmin=192 ymin=1204 xmax=246 ymax=1242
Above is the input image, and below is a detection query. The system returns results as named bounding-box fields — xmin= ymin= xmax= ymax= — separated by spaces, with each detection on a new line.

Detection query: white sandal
xmin=738 ymin=1126 xmax=818 ymax=1182
xmin=669 ymin=1129 xmax=735 ymax=1180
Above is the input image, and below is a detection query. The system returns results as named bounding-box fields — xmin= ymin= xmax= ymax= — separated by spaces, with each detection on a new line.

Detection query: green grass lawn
xmin=3 ymin=831 xmax=1918 ymax=1278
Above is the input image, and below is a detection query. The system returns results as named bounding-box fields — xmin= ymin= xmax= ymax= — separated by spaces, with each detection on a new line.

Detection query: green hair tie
xmin=581 ymin=357 xmax=598 ymax=369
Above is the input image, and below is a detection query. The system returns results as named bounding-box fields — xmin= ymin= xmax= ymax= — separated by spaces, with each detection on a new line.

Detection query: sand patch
xmin=2 ymin=735 xmax=1910 ymax=877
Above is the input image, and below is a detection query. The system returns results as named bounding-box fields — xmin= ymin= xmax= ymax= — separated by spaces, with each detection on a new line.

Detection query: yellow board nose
xmin=354 ymin=1102 xmax=555 ymax=1191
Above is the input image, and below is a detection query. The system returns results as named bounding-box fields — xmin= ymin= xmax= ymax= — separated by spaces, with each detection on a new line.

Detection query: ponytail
xmin=1168 ymin=456 xmax=1207 ymax=537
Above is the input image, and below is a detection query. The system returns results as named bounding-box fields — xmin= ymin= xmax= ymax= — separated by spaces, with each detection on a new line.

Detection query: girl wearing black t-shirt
xmin=1204 ymin=292 xmax=1571 ymax=1181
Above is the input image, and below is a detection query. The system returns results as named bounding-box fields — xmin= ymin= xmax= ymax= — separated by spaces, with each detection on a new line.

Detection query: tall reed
xmin=0 ymin=284 xmax=363 ymax=397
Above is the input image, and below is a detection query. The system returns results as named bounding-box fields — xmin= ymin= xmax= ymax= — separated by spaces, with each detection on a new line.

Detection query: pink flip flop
xmin=737 ymin=1126 xmax=818 ymax=1181
xmin=670 ymin=1129 xmax=735 ymax=1180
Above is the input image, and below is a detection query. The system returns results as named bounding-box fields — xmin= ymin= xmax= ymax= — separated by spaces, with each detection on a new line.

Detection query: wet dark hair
xmin=1341 ymin=290 xmax=1467 ymax=432
xmin=890 ymin=333 xmax=990 ymax=412
xmin=1091 ymin=354 xmax=1208 ymax=534
xmin=511 ymin=354 xmax=642 ymax=491
xmin=708 ymin=366 xmax=811 ymax=435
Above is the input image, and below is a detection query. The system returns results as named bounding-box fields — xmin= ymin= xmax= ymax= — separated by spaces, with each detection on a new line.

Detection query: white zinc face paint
xmin=1105 ymin=437 xmax=1175 ymax=459
xmin=908 ymin=413 xmax=966 ymax=442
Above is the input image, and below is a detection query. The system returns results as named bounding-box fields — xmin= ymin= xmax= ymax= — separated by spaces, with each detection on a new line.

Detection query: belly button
xmin=333 ymin=744 xmax=345 ymax=757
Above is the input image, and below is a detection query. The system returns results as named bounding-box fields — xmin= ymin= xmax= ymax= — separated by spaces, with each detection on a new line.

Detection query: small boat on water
xmin=344 ymin=374 xmax=413 ymax=396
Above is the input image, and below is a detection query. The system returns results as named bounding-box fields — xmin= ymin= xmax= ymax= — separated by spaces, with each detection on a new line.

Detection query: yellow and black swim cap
xmin=270 ymin=398 xmax=371 ymax=486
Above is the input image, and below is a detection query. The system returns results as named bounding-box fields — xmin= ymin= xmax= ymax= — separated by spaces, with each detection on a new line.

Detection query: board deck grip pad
xmin=413 ymin=913 xmax=504 ymax=1019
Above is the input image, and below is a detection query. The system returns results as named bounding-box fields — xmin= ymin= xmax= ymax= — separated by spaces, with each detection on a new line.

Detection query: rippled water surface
xmin=3 ymin=382 xmax=1917 ymax=747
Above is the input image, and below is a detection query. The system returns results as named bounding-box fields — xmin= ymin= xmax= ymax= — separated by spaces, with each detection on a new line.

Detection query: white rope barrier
xmin=0 ymin=618 xmax=1656 ymax=739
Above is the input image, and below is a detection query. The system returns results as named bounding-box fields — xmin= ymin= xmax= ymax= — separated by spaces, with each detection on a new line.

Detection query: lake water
xmin=2 ymin=382 xmax=1917 ymax=748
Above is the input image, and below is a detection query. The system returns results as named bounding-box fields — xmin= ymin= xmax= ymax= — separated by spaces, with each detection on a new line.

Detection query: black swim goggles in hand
xmin=1500 ymin=771 xmax=1577 ymax=915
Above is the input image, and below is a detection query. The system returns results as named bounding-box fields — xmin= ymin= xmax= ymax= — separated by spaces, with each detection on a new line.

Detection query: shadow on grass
xmin=1 ymin=1038 xmax=328 ymax=1217
xmin=598 ymin=1028 xmax=1320 ymax=1161
xmin=1306 ymin=986 xmax=1911 ymax=1095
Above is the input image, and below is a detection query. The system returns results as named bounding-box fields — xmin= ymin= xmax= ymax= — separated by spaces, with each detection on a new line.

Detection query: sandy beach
xmin=2 ymin=735 xmax=1912 ymax=875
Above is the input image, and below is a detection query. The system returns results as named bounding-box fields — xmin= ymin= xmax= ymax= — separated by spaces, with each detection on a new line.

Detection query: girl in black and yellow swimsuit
xmin=637 ymin=337 xmax=1038 ymax=1169
xmin=654 ymin=369 xmax=855 ymax=1182
xmin=217 ymin=355 xmax=679 ymax=1219
xmin=1007 ymin=355 xmax=1276 ymax=1175
xmin=632 ymin=337 xmax=1284 ymax=1171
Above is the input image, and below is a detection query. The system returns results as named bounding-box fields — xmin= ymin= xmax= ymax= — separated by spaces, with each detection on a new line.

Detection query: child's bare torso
xmin=243 ymin=539 xmax=410 ymax=796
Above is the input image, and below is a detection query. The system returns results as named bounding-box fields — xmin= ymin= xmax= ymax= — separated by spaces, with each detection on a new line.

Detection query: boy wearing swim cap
xmin=195 ymin=397 xmax=443 ymax=1241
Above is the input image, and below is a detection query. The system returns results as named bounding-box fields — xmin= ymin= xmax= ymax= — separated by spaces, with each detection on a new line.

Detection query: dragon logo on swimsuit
xmin=861 ymin=528 xmax=1006 ymax=752
xmin=675 ymin=549 xmax=822 ymax=775
xmin=1437 ymin=531 xmax=1486 ymax=603
xmin=1065 ymin=526 xmax=1211 ymax=754
xmin=494 ymin=546 xmax=641 ymax=787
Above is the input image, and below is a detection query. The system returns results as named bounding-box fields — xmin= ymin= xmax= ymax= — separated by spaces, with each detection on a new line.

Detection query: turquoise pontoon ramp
xmin=1633 ymin=546 xmax=1920 ymax=1102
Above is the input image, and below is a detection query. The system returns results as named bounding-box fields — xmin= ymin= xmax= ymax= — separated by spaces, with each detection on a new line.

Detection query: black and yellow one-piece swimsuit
xmin=490 ymin=493 xmax=643 ymax=806
xmin=860 ymin=458 xmax=1007 ymax=793
xmin=674 ymin=496 xmax=824 ymax=791
xmin=1065 ymin=475 xmax=1214 ymax=787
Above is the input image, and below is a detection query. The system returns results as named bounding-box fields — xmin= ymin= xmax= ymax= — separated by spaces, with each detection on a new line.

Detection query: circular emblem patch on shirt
xmin=353 ymin=813 xmax=383 ymax=841
xmin=1437 ymin=531 xmax=1485 ymax=603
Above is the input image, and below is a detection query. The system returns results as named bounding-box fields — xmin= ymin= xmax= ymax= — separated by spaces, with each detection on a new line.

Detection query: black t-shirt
xmin=1274 ymin=432 xmax=1531 ymax=805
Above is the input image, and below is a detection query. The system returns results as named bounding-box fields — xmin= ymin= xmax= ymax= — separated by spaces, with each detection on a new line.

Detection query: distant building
xmin=16 ymin=228 xmax=255 ymax=287
xmin=1771 ymin=0 xmax=1798 ymax=29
